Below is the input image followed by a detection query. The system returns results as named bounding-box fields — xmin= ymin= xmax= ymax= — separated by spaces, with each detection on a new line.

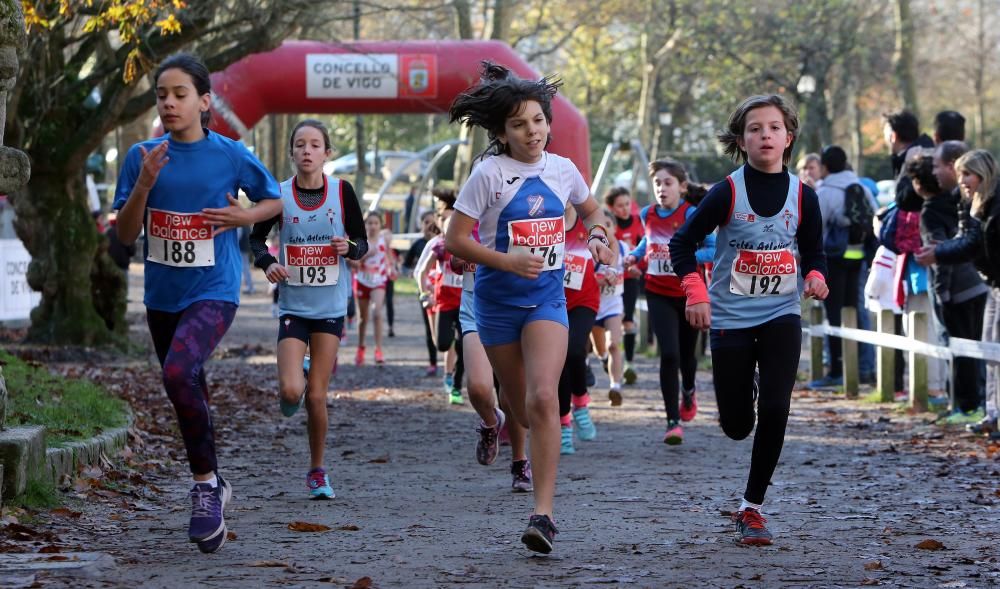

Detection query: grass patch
xmin=1 ymin=350 xmax=128 ymax=447
xmin=10 ymin=477 xmax=59 ymax=510
xmin=393 ymin=276 xmax=419 ymax=296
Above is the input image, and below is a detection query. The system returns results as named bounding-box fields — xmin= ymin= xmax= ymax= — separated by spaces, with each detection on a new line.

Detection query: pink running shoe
xmin=355 ymin=346 xmax=365 ymax=366
xmin=663 ymin=421 xmax=683 ymax=445
xmin=679 ymin=388 xmax=698 ymax=422
xmin=498 ymin=420 xmax=511 ymax=446
xmin=374 ymin=348 xmax=384 ymax=365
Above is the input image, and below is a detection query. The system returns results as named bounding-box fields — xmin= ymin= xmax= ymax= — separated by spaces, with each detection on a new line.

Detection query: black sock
xmin=624 ymin=332 xmax=636 ymax=362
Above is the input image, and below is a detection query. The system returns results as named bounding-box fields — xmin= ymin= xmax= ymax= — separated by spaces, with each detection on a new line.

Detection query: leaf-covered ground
xmin=2 ymin=271 xmax=999 ymax=588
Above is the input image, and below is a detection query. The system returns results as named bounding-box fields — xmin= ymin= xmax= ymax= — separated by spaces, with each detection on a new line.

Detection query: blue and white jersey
xmin=710 ymin=166 xmax=803 ymax=329
xmin=276 ymin=175 xmax=350 ymax=320
xmin=454 ymin=153 xmax=590 ymax=307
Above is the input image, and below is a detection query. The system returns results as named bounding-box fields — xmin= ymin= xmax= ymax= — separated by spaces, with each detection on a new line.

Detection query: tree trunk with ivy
xmin=12 ymin=1 xmax=319 ymax=345
xmin=12 ymin=172 xmax=121 ymax=344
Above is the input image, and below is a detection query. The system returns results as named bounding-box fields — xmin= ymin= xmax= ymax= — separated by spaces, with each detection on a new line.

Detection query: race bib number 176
xmin=146 ymin=209 xmax=214 ymax=267
xmin=508 ymin=216 xmax=565 ymax=272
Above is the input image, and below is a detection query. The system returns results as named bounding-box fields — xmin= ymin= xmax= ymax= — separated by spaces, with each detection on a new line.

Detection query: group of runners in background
xmin=114 ymin=53 xmax=828 ymax=555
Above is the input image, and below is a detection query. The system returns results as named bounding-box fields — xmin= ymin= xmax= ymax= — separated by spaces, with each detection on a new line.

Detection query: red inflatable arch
xmin=206 ymin=40 xmax=592 ymax=179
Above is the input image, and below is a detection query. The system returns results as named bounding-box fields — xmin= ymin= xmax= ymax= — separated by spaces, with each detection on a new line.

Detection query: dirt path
xmin=20 ymin=272 xmax=1000 ymax=588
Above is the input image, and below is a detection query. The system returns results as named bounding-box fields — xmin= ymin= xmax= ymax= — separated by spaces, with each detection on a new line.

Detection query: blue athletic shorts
xmin=459 ymin=289 xmax=477 ymax=335
xmin=474 ymin=296 xmax=568 ymax=347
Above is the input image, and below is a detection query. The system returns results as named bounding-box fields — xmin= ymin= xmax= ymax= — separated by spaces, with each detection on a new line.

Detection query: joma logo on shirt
xmin=734 ymin=212 xmax=755 ymax=223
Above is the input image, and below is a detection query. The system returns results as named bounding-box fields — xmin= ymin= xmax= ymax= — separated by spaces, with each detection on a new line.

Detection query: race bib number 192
xmin=285 ymin=244 xmax=339 ymax=286
xmin=508 ymin=216 xmax=565 ymax=272
xmin=729 ymin=249 xmax=797 ymax=297
xmin=146 ymin=209 xmax=214 ymax=267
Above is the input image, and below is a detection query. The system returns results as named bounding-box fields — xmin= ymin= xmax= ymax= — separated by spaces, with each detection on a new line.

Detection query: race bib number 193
xmin=146 ymin=209 xmax=214 ymax=267
xmin=729 ymin=249 xmax=797 ymax=297
xmin=285 ymin=244 xmax=339 ymax=286
xmin=508 ymin=216 xmax=565 ymax=272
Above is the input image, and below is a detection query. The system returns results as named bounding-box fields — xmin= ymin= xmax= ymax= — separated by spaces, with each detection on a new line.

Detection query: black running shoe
xmin=521 ymin=514 xmax=558 ymax=553
xmin=733 ymin=507 xmax=773 ymax=546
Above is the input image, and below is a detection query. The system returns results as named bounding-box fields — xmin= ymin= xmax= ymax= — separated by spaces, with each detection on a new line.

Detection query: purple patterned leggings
xmin=146 ymin=300 xmax=237 ymax=475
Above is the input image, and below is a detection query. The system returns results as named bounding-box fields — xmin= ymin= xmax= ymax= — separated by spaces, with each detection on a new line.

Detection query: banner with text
xmin=306 ymin=53 xmax=437 ymax=99
xmin=0 ymin=239 xmax=40 ymax=321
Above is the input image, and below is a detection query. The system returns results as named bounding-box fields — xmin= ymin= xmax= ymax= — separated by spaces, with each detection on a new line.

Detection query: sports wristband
xmin=680 ymin=272 xmax=710 ymax=306
xmin=805 ymin=270 xmax=826 ymax=284
xmin=587 ymin=224 xmax=609 ymax=238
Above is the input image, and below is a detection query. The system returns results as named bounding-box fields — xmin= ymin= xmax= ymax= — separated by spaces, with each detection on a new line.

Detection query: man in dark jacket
xmin=910 ymin=151 xmax=988 ymax=419
xmin=884 ymin=110 xmax=935 ymax=213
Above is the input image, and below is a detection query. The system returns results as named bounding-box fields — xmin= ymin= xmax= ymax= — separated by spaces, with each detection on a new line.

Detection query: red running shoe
xmin=733 ymin=508 xmax=774 ymax=546
xmin=679 ymin=388 xmax=698 ymax=422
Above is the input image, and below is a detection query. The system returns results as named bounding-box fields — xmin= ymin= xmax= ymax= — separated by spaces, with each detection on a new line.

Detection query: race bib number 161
xmin=146 ymin=209 xmax=215 ymax=267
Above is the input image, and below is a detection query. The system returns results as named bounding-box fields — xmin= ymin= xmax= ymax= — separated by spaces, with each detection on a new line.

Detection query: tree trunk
xmin=892 ymin=0 xmax=918 ymax=115
xmin=11 ymin=171 xmax=118 ymax=345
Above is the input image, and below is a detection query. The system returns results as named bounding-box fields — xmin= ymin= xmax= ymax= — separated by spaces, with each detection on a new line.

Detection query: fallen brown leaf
xmin=351 ymin=577 xmax=373 ymax=589
xmin=288 ymin=521 xmax=331 ymax=532
xmin=864 ymin=560 xmax=883 ymax=571
xmin=861 ymin=578 xmax=879 ymax=586
xmin=248 ymin=560 xmax=290 ymax=567
xmin=49 ymin=508 xmax=81 ymax=519
xmin=915 ymin=539 xmax=945 ymax=550
xmin=338 ymin=524 xmax=360 ymax=531
xmin=227 ymin=531 xmax=237 ymax=541
xmin=368 ymin=456 xmax=390 ymax=464
xmin=38 ymin=545 xmax=61 ymax=553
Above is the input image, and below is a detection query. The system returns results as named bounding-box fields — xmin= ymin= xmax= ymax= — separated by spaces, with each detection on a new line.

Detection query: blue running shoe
xmin=807 ymin=374 xmax=843 ymax=389
xmin=303 ymin=354 xmax=311 ymax=378
xmin=572 ymin=406 xmax=597 ymax=441
xmin=560 ymin=425 xmax=575 ymax=455
xmin=443 ymin=372 xmax=454 ymax=394
xmin=279 ymin=386 xmax=306 ymax=418
xmin=190 ymin=475 xmax=232 ymax=553
xmin=307 ymin=468 xmax=335 ymax=500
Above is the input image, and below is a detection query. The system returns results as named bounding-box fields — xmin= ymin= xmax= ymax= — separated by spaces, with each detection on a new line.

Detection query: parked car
xmin=324 ymin=151 xmax=429 ymax=181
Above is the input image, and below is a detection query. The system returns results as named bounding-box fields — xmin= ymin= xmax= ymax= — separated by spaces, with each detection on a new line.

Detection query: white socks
xmin=739 ymin=498 xmax=762 ymax=513
xmin=194 ymin=474 xmax=218 ymax=488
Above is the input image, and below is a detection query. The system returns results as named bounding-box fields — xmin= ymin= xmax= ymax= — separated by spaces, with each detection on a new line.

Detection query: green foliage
xmin=1 ymin=351 xmax=128 ymax=447
xmin=9 ymin=477 xmax=59 ymax=509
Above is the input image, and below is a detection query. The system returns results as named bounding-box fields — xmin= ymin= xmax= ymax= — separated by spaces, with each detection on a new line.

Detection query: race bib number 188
xmin=508 ymin=216 xmax=565 ymax=272
xmin=729 ymin=249 xmax=797 ymax=297
xmin=285 ymin=244 xmax=339 ymax=286
xmin=146 ymin=209 xmax=214 ymax=267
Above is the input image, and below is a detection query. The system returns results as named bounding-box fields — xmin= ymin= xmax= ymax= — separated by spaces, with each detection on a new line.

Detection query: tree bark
xmin=892 ymin=0 xmax=918 ymax=115
xmin=11 ymin=172 xmax=118 ymax=345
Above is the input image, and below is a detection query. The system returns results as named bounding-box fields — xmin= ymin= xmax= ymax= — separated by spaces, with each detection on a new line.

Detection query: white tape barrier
xmin=637 ymin=296 xmax=1000 ymax=364
xmin=808 ymin=323 xmax=1000 ymax=363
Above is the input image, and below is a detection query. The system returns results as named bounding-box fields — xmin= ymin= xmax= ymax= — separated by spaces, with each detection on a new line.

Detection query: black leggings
xmin=437 ymin=308 xmax=464 ymax=387
xmin=822 ymin=257 xmax=861 ymax=377
xmin=559 ymin=306 xmax=598 ymax=417
xmin=420 ymin=308 xmax=437 ymax=367
xmin=646 ymin=291 xmax=698 ymax=422
xmin=710 ymin=315 xmax=801 ymax=505
xmin=622 ymin=278 xmax=640 ymax=362
xmin=385 ymin=279 xmax=395 ymax=328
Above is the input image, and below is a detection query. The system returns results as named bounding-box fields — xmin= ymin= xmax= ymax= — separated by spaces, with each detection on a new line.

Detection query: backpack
xmin=843 ymin=183 xmax=874 ymax=246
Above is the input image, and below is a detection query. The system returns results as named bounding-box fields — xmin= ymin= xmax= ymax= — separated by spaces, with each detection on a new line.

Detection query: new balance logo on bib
xmin=146 ymin=208 xmax=215 ymax=267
